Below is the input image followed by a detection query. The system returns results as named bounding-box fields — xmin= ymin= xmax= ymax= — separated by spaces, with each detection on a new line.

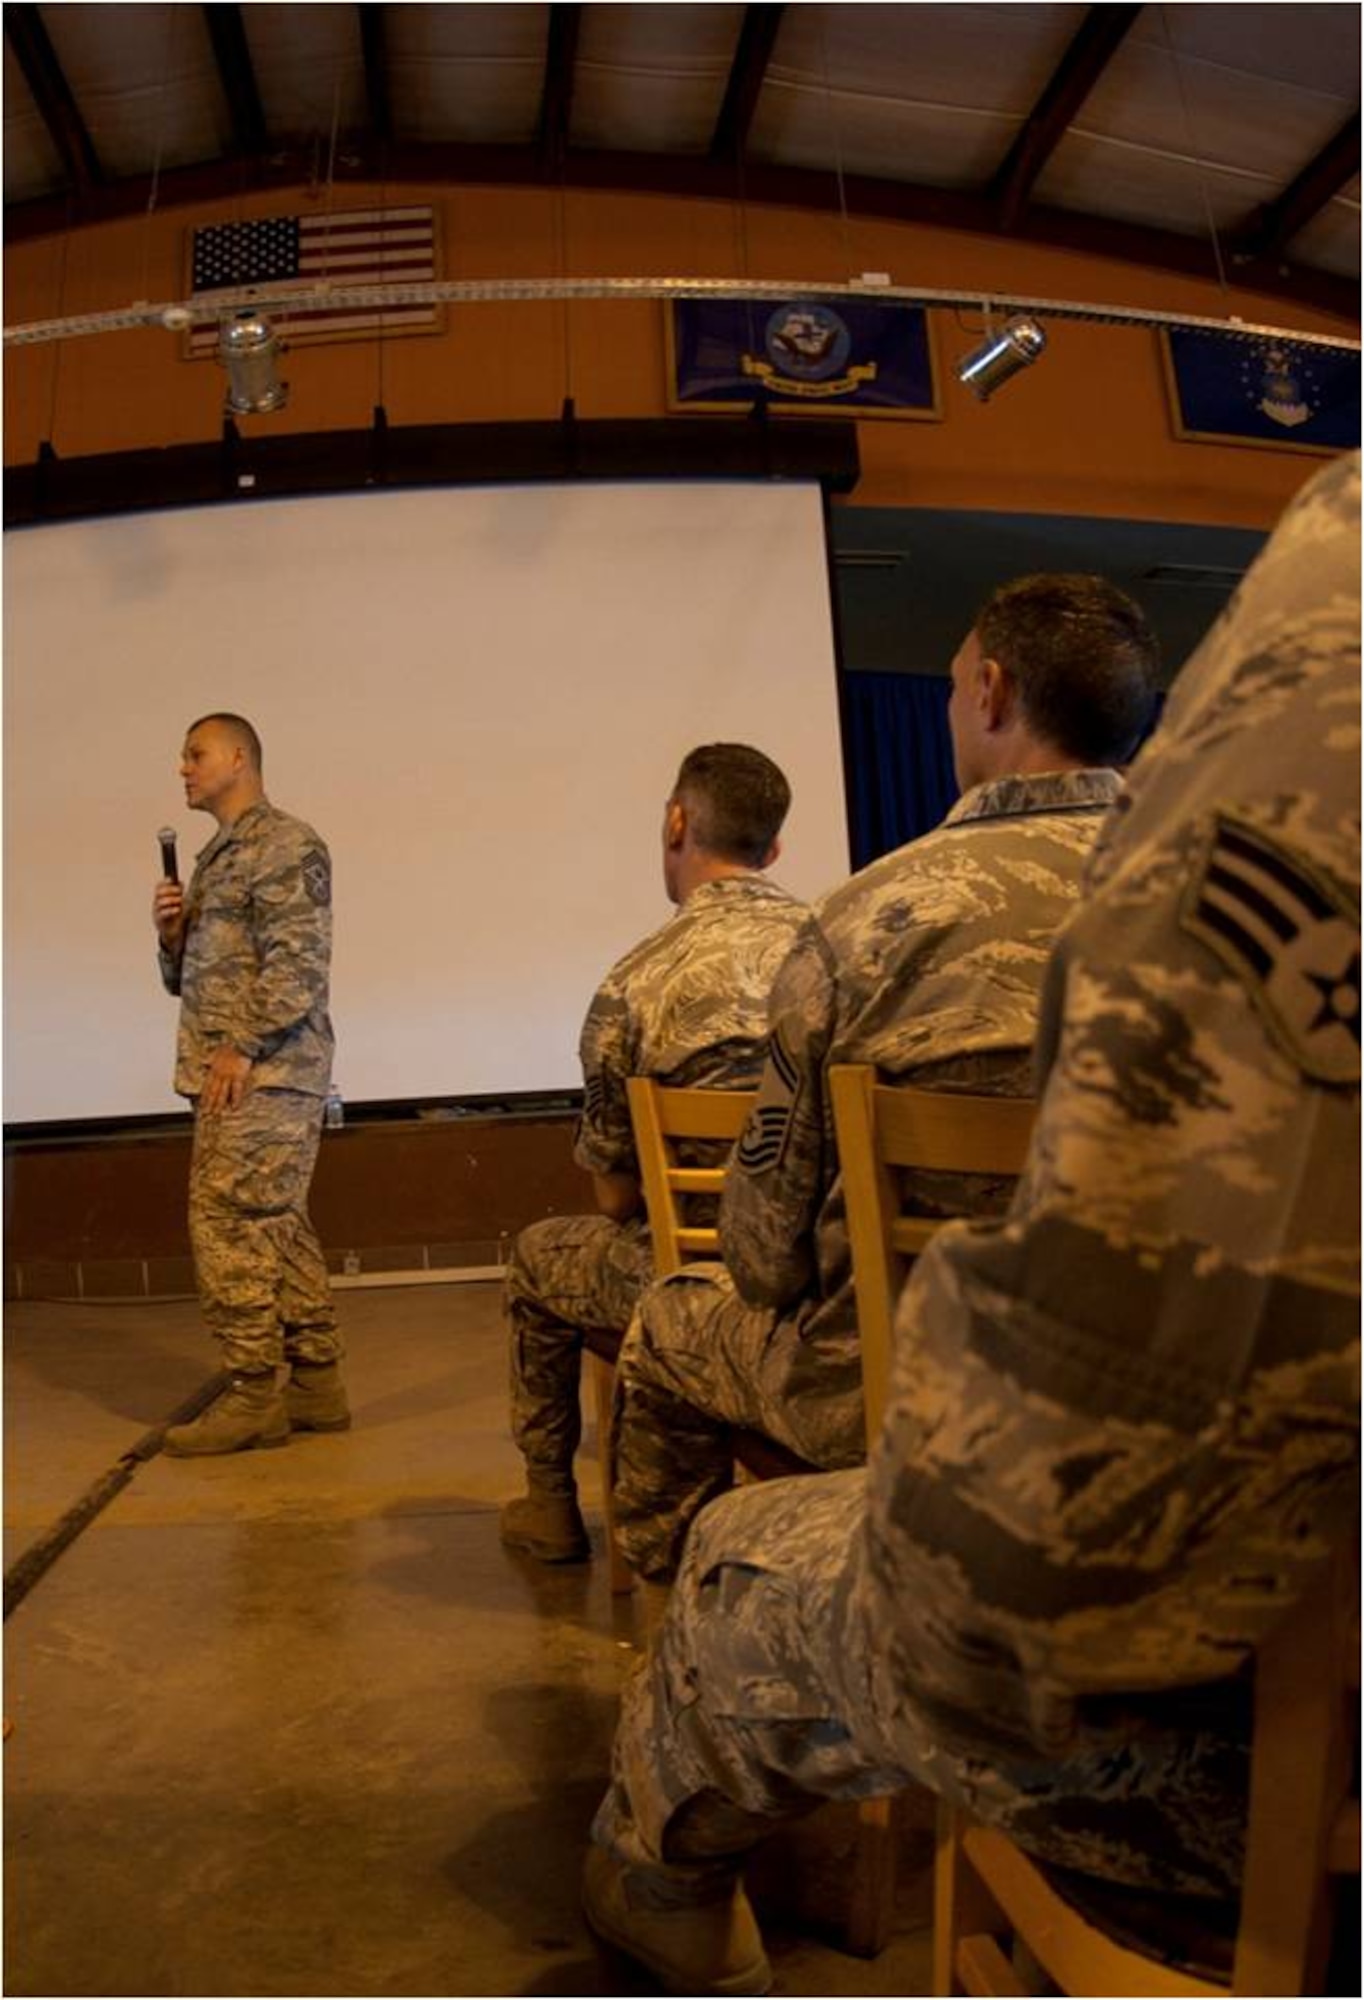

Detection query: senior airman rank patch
xmin=736 ymin=1027 xmax=801 ymax=1174
xmin=1183 ymin=814 xmax=1360 ymax=1087
xmin=302 ymin=849 xmax=331 ymax=907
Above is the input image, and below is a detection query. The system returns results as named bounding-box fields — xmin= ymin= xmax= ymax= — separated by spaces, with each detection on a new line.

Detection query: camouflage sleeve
xmin=721 ymin=920 xmax=837 ymax=1309
xmin=158 ymin=943 xmax=183 ymax=997
xmin=866 ymin=451 xmax=1361 ymax=1731
xmin=575 ymin=980 xmax=638 ymax=1179
xmin=230 ymin=831 xmax=332 ymax=1059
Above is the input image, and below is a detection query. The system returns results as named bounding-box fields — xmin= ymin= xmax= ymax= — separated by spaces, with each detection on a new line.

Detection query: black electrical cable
xmin=3 ymin=1370 xmax=228 ymax=1619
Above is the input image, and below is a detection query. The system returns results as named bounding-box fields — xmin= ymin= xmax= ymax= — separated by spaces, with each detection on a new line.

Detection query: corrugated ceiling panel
xmin=1036 ymin=131 xmax=1279 ymax=242
xmin=1067 ymin=32 xmax=1357 ymax=187
xmin=571 ymin=3 xmax=744 ymax=154
xmin=750 ymin=0 xmax=1088 ymax=186
xmin=40 ymin=3 xmax=230 ymax=178
xmin=754 ymin=84 xmax=1019 ymax=187
xmin=385 ymin=2 xmax=549 ymax=145
xmin=239 ymin=4 xmax=365 ymax=142
xmin=1126 ymin=3 xmax=1360 ymax=100
xmin=3 ymin=42 xmax=63 ymax=203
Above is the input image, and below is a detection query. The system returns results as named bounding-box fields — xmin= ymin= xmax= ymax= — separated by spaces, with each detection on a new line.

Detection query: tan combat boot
xmin=582 ymin=1844 xmax=772 ymax=1996
xmin=163 ymin=1371 xmax=290 ymax=1457
xmin=499 ymin=1482 xmax=590 ymax=1562
xmin=285 ymin=1360 xmax=352 ymax=1433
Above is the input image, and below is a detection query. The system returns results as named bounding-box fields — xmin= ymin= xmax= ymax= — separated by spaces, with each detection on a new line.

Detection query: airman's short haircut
xmin=975 ymin=575 xmax=1159 ymax=765
xmin=186 ymin=712 xmax=264 ymax=773
xmin=672 ymin=743 xmax=792 ymax=867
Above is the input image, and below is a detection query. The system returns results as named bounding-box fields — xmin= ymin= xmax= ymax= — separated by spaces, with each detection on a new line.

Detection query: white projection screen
xmin=5 ymin=481 xmax=849 ymax=1124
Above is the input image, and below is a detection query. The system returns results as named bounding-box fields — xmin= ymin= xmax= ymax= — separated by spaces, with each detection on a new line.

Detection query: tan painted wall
xmin=5 ymin=181 xmax=1354 ymax=524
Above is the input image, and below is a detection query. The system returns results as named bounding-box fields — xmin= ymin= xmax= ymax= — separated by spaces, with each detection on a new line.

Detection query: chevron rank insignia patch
xmin=301 ymin=849 xmax=331 ymax=907
xmin=736 ymin=1027 xmax=802 ymax=1174
xmin=1182 ymin=814 xmax=1360 ymax=1087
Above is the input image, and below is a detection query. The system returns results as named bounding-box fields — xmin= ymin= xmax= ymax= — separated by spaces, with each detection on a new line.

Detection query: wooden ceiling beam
xmin=358 ymin=4 xmax=391 ymax=145
xmin=4 ymin=3 xmax=105 ymax=194
xmin=202 ymin=4 xmax=268 ymax=157
xmin=1231 ymin=113 xmax=1361 ymax=262
xmin=990 ymin=4 xmax=1142 ymax=231
xmin=5 ymin=140 xmax=1357 ymax=323
xmin=710 ymin=4 xmax=785 ymax=161
xmin=538 ymin=4 xmax=581 ymax=180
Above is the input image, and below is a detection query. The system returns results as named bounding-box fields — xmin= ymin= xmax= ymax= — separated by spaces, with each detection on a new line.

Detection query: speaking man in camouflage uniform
xmin=151 ymin=712 xmax=346 ymax=1455
xmin=582 ymin=455 xmax=1361 ymax=1996
xmin=501 ymin=744 xmax=807 ymax=1563
xmin=612 ymin=575 xmax=1160 ymax=1585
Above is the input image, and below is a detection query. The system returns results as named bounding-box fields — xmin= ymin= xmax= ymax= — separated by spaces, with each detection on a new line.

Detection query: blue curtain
xmin=842 ymin=670 xmax=958 ymax=870
xmin=841 ymin=674 xmax=1169 ymax=871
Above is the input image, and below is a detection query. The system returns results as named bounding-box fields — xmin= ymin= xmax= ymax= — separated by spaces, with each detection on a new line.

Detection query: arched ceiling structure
xmin=4 ymin=4 xmax=1359 ymax=319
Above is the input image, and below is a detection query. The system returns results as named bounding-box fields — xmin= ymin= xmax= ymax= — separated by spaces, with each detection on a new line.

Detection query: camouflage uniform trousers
xmin=506 ymin=1214 xmax=654 ymax=1494
xmin=611 ymin=1263 xmax=865 ymax=1582
xmin=188 ymin=1085 xmax=341 ymax=1376
xmin=592 ymin=1472 xmax=1251 ymax=1908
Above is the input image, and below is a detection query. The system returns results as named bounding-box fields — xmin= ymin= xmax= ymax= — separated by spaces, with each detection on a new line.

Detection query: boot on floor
xmin=582 ymin=1844 xmax=772 ymax=1997
xmin=286 ymin=1360 xmax=352 ymax=1433
xmin=500 ymin=1482 xmax=590 ymax=1562
xmin=163 ymin=1370 xmax=290 ymax=1457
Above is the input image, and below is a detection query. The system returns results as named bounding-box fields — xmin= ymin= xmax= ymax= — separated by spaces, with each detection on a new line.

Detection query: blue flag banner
xmin=668 ymin=300 xmax=939 ymax=419
xmin=1162 ymin=329 xmax=1360 ymax=453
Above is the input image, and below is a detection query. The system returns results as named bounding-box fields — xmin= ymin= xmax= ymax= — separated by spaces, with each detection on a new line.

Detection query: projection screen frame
xmin=5 ymin=414 xmax=861 ymax=1138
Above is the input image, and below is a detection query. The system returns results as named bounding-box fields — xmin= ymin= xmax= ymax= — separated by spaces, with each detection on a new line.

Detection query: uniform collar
xmin=197 ymin=796 xmax=272 ymax=863
xmin=685 ymin=874 xmax=774 ymax=908
xmin=943 ymin=768 xmax=1123 ymax=829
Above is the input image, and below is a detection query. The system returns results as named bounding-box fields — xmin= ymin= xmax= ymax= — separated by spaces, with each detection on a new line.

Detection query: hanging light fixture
xmin=956 ymin=314 xmax=1047 ymax=401
xmin=217 ymin=309 xmax=288 ymax=415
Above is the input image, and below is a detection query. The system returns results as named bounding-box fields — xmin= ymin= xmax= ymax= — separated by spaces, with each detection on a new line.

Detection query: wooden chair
xmin=829 ymin=1065 xmax=1039 ymax=1958
xmin=620 ymin=1072 xmax=899 ymax=1958
xmin=932 ymin=1538 xmax=1360 ymax=1996
xmin=585 ymin=1080 xmax=763 ymax=1595
xmin=828 ymin=1064 xmax=1039 ymax=1436
xmin=826 ymin=1062 xmax=1360 ymax=1995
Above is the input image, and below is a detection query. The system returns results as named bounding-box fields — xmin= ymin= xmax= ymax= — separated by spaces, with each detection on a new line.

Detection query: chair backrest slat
xmin=829 ymin=1065 xmax=1036 ymax=1440
xmin=626 ymin=1076 xmax=756 ymax=1278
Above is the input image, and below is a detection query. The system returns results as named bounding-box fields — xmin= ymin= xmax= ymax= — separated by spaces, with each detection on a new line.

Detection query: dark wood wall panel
xmin=4 ymin=1114 xmax=586 ymax=1296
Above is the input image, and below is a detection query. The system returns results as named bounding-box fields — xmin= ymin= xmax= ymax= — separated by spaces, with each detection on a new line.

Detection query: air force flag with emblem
xmin=1183 ymin=814 xmax=1361 ymax=1087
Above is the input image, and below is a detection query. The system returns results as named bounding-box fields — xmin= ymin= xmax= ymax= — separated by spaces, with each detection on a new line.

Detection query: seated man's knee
xmin=506 ymin=1215 xmax=565 ymax=1307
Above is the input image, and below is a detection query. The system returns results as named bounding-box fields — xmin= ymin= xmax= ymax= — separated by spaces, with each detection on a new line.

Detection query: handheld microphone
xmin=157 ymin=826 xmax=179 ymax=885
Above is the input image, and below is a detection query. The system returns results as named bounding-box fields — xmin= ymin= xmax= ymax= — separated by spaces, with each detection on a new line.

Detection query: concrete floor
xmin=5 ymin=1282 xmax=936 ymax=1998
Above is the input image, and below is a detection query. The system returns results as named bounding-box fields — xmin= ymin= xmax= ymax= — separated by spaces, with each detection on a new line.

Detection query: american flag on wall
xmin=185 ymin=205 xmax=442 ymax=353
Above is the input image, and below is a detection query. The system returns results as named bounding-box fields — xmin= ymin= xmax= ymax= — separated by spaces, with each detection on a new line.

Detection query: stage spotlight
xmin=956 ymin=315 xmax=1047 ymax=401
xmin=218 ymin=310 xmax=289 ymax=415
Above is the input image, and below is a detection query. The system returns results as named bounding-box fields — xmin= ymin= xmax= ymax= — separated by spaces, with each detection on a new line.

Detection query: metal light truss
xmin=3 ymin=275 xmax=1360 ymax=352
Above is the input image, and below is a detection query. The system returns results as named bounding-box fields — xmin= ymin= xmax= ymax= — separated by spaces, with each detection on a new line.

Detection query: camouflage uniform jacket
xmin=860 ymin=451 xmax=1360 ymax=1790
xmin=160 ymin=799 xmax=334 ymax=1099
xmin=574 ymin=876 xmax=807 ymax=1182
xmin=721 ymin=767 xmax=1123 ymax=1352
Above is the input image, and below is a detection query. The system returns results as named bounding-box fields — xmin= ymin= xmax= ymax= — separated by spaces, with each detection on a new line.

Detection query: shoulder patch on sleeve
xmin=301 ymin=848 xmax=332 ymax=907
xmin=1182 ymin=813 xmax=1359 ymax=1087
xmin=583 ymin=1075 xmax=606 ymax=1128
xmin=735 ymin=1028 xmax=801 ymax=1175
